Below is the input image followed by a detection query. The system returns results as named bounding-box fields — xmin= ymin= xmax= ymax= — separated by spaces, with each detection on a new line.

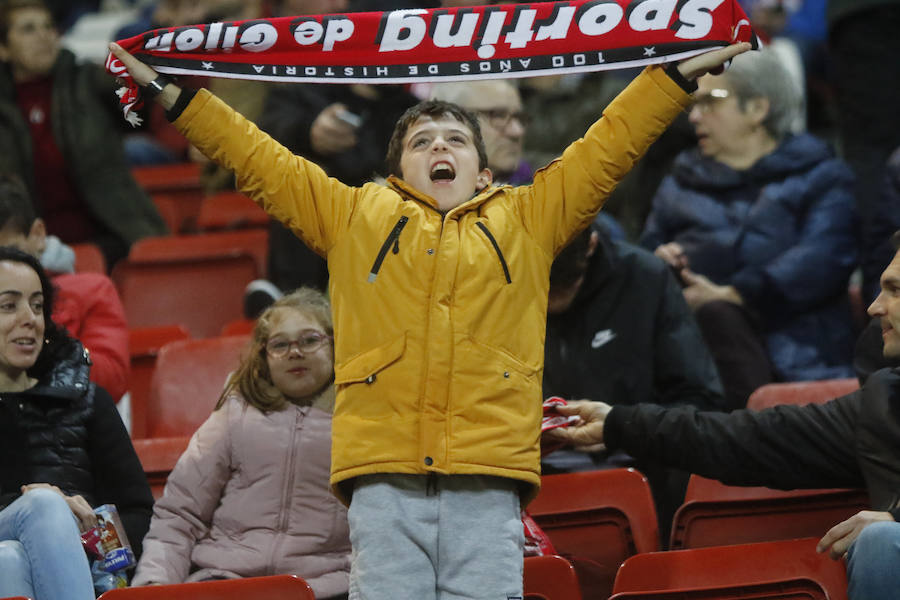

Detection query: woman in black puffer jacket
xmin=0 ymin=247 xmax=152 ymax=600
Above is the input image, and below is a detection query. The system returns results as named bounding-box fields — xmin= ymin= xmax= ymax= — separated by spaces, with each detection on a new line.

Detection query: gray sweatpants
xmin=347 ymin=473 xmax=524 ymax=600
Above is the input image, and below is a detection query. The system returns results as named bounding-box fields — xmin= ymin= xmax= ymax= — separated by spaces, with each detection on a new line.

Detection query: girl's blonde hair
xmin=217 ymin=287 xmax=333 ymax=412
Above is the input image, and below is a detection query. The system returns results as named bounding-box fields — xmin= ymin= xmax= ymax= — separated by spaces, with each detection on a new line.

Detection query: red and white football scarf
xmin=106 ymin=0 xmax=757 ymax=123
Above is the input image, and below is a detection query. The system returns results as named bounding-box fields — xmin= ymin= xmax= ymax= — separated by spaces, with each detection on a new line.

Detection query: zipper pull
xmin=393 ymin=237 xmax=400 ymax=254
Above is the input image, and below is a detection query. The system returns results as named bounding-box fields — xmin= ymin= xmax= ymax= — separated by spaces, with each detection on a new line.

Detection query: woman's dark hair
xmin=0 ymin=245 xmax=72 ymax=377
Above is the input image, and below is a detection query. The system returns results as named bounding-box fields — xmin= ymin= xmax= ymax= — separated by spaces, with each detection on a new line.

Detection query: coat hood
xmin=29 ymin=337 xmax=92 ymax=402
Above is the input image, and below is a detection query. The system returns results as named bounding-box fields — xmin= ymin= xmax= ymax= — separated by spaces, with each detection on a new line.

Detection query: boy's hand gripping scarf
xmin=106 ymin=0 xmax=758 ymax=124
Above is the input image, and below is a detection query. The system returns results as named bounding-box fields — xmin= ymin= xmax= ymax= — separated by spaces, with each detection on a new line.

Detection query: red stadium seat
xmin=524 ymin=554 xmax=583 ymax=600
xmin=610 ymin=537 xmax=848 ymax=600
xmin=221 ymin=318 xmax=255 ymax=336
xmin=527 ymin=469 xmax=659 ymax=600
xmin=132 ymin=163 xmax=202 ymax=193
xmin=132 ymin=163 xmax=204 ymax=233
xmin=129 ymin=229 xmax=269 ymax=278
xmin=670 ymin=475 xmax=870 ymax=550
xmin=145 ymin=335 xmax=249 ymax=439
xmin=196 ymin=191 xmax=269 ymax=231
xmin=112 ymin=253 xmax=258 ymax=338
xmin=131 ymin=436 xmax=190 ymax=500
xmin=98 ymin=575 xmax=314 ymax=599
xmin=127 ymin=325 xmax=191 ymax=439
xmin=747 ymin=378 xmax=859 ymax=411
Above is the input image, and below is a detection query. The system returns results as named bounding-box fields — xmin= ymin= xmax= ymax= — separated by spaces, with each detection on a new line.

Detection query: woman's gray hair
xmin=723 ymin=48 xmax=804 ymax=141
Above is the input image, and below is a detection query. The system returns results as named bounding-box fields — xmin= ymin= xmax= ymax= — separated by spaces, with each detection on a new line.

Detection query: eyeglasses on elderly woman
xmin=689 ymin=88 xmax=731 ymax=113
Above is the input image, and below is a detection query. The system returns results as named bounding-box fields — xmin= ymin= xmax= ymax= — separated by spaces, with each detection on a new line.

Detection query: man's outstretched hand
xmin=543 ymin=400 xmax=612 ymax=448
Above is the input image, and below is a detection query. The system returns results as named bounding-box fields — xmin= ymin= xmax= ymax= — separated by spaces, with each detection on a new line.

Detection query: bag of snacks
xmin=80 ymin=504 xmax=136 ymax=594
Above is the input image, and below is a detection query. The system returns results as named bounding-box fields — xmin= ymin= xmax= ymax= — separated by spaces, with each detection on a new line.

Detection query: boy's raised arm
xmin=108 ymin=42 xmax=352 ymax=256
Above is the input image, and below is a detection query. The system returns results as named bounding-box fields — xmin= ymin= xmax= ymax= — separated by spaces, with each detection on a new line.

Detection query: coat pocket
xmin=334 ymin=332 xmax=407 ymax=386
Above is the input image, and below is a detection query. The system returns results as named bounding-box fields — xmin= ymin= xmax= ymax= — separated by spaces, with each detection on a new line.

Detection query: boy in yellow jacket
xmin=110 ymin=41 xmax=747 ymax=600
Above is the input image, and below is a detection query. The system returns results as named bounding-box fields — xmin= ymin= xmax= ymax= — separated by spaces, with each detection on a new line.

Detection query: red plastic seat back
xmin=524 ymin=555 xmax=583 ymax=600
xmin=112 ymin=254 xmax=258 ymax=338
xmin=146 ymin=335 xmax=249 ymax=438
xmin=221 ymin=318 xmax=256 ymax=336
xmin=127 ymin=325 xmax=191 ymax=439
xmin=670 ymin=474 xmax=870 ymax=550
xmin=610 ymin=537 xmax=847 ymax=600
xmin=131 ymin=436 xmax=191 ymax=500
xmin=71 ymin=242 xmax=107 ymax=274
xmin=132 ymin=163 xmax=204 ymax=233
xmin=527 ymin=469 xmax=659 ymax=600
xmin=98 ymin=575 xmax=314 ymax=599
xmin=747 ymin=378 xmax=859 ymax=411
xmin=129 ymin=230 xmax=269 ymax=278
xmin=196 ymin=191 xmax=269 ymax=231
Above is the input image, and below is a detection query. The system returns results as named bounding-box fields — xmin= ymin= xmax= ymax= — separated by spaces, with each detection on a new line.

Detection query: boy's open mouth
xmin=431 ymin=162 xmax=455 ymax=182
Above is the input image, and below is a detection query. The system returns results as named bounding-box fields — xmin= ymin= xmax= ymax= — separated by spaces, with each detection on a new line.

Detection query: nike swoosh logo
xmin=592 ymin=329 xmax=616 ymax=349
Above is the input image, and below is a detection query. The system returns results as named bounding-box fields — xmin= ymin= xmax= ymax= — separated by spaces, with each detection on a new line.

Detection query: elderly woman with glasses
xmin=640 ymin=48 xmax=859 ymax=409
xmin=131 ymin=288 xmax=351 ymax=600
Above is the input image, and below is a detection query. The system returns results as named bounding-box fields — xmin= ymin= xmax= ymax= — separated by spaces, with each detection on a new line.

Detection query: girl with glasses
xmin=132 ymin=288 xmax=351 ymax=600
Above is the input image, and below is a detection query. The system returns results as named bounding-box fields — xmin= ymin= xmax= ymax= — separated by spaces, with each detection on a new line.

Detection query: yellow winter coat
xmin=174 ymin=65 xmax=690 ymax=505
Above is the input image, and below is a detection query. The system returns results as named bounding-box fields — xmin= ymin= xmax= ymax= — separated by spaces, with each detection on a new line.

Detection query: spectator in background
xmin=641 ymin=48 xmax=858 ymax=408
xmin=0 ymin=173 xmax=129 ymax=401
xmin=133 ymin=288 xmax=350 ymax=599
xmin=0 ymin=246 xmax=153 ymax=600
xmin=0 ymin=0 xmax=167 ymax=268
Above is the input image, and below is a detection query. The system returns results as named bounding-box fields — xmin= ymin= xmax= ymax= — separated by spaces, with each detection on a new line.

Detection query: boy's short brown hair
xmin=385 ymin=99 xmax=489 ymax=179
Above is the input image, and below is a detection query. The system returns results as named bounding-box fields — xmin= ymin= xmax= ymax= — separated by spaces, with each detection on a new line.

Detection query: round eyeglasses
xmin=474 ymin=108 xmax=531 ymax=130
xmin=689 ymin=88 xmax=731 ymax=113
xmin=265 ymin=332 xmax=332 ymax=358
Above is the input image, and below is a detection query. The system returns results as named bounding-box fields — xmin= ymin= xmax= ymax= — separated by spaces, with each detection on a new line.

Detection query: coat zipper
xmin=368 ymin=216 xmax=409 ymax=283
xmin=475 ymin=222 xmax=512 ymax=284
xmin=267 ymin=408 xmax=300 ymax=575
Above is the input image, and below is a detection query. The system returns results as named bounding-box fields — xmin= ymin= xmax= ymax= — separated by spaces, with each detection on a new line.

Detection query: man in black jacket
xmin=541 ymin=223 xmax=726 ymax=537
xmin=546 ymin=234 xmax=900 ymax=600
